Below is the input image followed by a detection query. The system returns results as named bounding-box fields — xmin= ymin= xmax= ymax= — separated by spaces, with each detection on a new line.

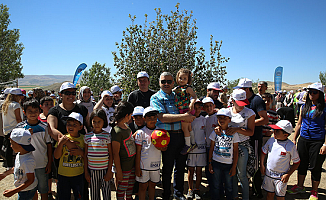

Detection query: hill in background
xmin=18 ymin=75 xmax=73 ymax=86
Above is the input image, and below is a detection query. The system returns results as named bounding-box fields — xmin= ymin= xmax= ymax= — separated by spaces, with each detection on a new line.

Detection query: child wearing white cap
xmin=94 ymin=90 xmax=115 ymax=133
xmin=261 ymin=120 xmax=300 ymax=199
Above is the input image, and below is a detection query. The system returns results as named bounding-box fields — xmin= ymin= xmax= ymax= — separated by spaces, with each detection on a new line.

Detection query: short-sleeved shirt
xmin=190 ymin=116 xmax=206 ymax=153
xmin=246 ymin=94 xmax=266 ymax=140
xmin=134 ymin=126 xmax=161 ymax=171
xmin=14 ymin=152 xmax=38 ymax=192
xmin=209 ymin=130 xmax=240 ymax=164
xmin=111 ymin=126 xmax=136 ymax=171
xmin=16 ymin=120 xmax=51 ymax=168
xmin=102 ymin=106 xmax=115 ymax=133
xmin=262 ymin=109 xmax=279 ymax=137
xmin=262 ymin=138 xmax=300 ymax=178
xmin=205 ymin=113 xmax=218 ymax=148
xmin=228 ymin=107 xmax=255 ymax=142
xmin=48 ymin=104 xmax=88 ymax=135
xmin=2 ymin=102 xmax=24 ymax=135
xmin=150 ymin=89 xmax=181 ymax=131
xmin=128 ymin=89 xmax=156 ymax=108
xmin=300 ymin=104 xmax=326 ymax=140
xmin=56 ymin=134 xmax=85 ymax=177
xmin=84 ymin=131 xmax=111 ymax=170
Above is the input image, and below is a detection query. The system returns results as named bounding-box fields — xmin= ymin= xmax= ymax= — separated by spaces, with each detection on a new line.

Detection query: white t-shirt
xmin=262 ymin=137 xmax=300 ymax=178
xmin=191 ymin=116 xmax=206 ymax=153
xmin=205 ymin=113 xmax=218 ymax=148
xmin=102 ymin=106 xmax=115 ymax=133
xmin=16 ymin=121 xmax=51 ymax=168
xmin=14 ymin=152 xmax=38 ymax=192
xmin=2 ymin=102 xmax=23 ymax=135
xmin=228 ymin=107 xmax=255 ymax=142
xmin=134 ymin=126 xmax=161 ymax=170
xmin=209 ymin=130 xmax=240 ymax=164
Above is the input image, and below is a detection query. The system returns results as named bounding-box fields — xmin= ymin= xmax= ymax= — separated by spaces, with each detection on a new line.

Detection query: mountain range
xmin=18 ymin=75 xmax=73 ymax=86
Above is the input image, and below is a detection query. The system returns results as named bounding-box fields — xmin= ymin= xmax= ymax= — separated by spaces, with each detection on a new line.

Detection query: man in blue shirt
xmin=151 ymin=72 xmax=195 ymax=200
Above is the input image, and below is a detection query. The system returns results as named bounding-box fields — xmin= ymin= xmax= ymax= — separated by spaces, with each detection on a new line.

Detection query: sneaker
xmin=287 ymin=185 xmax=306 ymax=194
xmin=186 ymin=189 xmax=193 ymax=200
xmin=309 ymin=190 xmax=318 ymax=200
xmin=194 ymin=190 xmax=201 ymax=200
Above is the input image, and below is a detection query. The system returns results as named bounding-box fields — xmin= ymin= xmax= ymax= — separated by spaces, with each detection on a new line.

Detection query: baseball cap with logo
xmin=202 ymin=97 xmax=215 ymax=104
xmin=10 ymin=128 xmax=35 ymax=152
xmin=10 ymin=88 xmax=24 ymax=96
xmin=269 ymin=120 xmax=293 ymax=134
xmin=143 ymin=106 xmax=159 ymax=117
xmin=132 ymin=106 xmax=145 ymax=116
xmin=63 ymin=112 xmax=83 ymax=125
xmin=207 ymin=82 xmax=222 ymax=91
xmin=101 ymin=90 xmax=113 ymax=98
xmin=59 ymin=82 xmax=76 ymax=92
xmin=111 ymin=85 xmax=123 ymax=94
xmin=308 ymin=82 xmax=324 ymax=93
xmin=234 ymin=78 xmax=252 ymax=89
xmin=216 ymin=108 xmax=232 ymax=118
xmin=137 ymin=71 xmax=149 ymax=79
xmin=231 ymin=89 xmax=249 ymax=106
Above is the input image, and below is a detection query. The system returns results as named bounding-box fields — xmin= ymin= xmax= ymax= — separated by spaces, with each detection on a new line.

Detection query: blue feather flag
xmin=73 ymin=63 xmax=87 ymax=86
xmin=274 ymin=66 xmax=283 ymax=92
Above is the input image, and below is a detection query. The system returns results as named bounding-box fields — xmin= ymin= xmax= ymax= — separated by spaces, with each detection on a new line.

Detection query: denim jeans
xmin=18 ymin=187 xmax=37 ymax=200
xmin=57 ymin=174 xmax=84 ymax=200
xmin=233 ymin=144 xmax=249 ymax=200
xmin=211 ymin=160 xmax=233 ymax=200
xmin=205 ymin=148 xmax=214 ymax=196
xmin=162 ymin=130 xmax=187 ymax=200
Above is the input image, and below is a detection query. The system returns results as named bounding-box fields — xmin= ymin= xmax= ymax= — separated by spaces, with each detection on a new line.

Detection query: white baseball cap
xmin=308 ymin=82 xmax=324 ymax=93
xmin=111 ymin=85 xmax=123 ymax=94
xmin=143 ymin=106 xmax=159 ymax=117
xmin=59 ymin=82 xmax=76 ymax=92
xmin=202 ymin=97 xmax=214 ymax=104
xmin=3 ymin=88 xmax=11 ymax=95
xmin=63 ymin=112 xmax=83 ymax=125
xmin=207 ymin=82 xmax=222 ymax=91
xmin=269 ymin=120 xmax=293 ymax=134
xmin=10 ymin=88 xmax=24 ymax=96
xmin=101 ymin=90 xmax=113 ymax=98
xmin=27 ymin=90 xmax=33 ymax=95
xmin=283 ymin=90 xmax=287 ymax=93
xmin=10 ymin=128 xmax=35 ymax=152
xmin=216 ymin=108 xmax=232 ymax=118
xmin=137 ymin=71 xmax=149 ymax=79
xmin=231 ymin=89 xmax=249 ymax=106
xmin=234 ymin=78 xmax=252 ymax=89
xmin=132 ymin=106 xmax=145 ymax=116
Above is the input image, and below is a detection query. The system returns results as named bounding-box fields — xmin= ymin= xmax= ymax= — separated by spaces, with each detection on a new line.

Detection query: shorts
xmin=187 ymin=153 xmax=206 ymax=167
xmin=35 ymin=168 xmax=49 ymax=194
xmin=262 ymin=175 xmax=287 ymax=197
xmin=135 ymin=169 xmax=160 ymax=183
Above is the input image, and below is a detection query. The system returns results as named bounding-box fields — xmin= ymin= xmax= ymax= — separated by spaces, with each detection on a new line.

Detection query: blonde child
xmin=174 ymin=68 xmax=197 ymax=155
xmin=84 ymin=109 xmax=113 ymax=200
xmin=110 ymin=101 xmax=136 ymax=200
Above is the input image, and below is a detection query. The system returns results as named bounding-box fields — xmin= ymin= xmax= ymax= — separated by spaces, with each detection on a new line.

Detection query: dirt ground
xmin=0 ymin=134 xmax=325 ymax=200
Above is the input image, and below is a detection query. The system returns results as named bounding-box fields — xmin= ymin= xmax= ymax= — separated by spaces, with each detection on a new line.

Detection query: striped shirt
xmin=150 ymin=89 xmax=181 ymax=131
xmin=84 ymin=131 xmax=111 ymax=170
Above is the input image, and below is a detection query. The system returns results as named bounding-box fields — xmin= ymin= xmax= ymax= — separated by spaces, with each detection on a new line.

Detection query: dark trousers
xmin=57 ymin=174 xmax=84 ymax=200
xmin=3 ymin=134 xmax=14 ymax=168
xmin=205 ymin=148 xmax=214 ymax=197
xmin=162 ymin=130 xmax=187 ymax=200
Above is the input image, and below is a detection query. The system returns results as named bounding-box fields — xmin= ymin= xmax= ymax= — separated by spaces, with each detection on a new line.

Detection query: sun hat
xmin=231 ymin=89 xmax=249 ymax=106
xmin=4 ymin=88 xmax=11 ymax=95
xmin=10 ymin=88 xmax=24 ymax=96
xmin=307 ymin=82 xmax=324 ymax=93
xmin=143 ymin=106 xmax=159 ymax=117
xmin=137 ymin=71 xmax=149 ymax=79
xmin=101 ymin=90 xmax=113 ymax=98
xmin=269 ymin=120 xmax=293 ymax=134
xmin=234 ymin=78 xmax=252 ymax=89
xmin=62 ymin=112 xmax=83 ymax=125
xmin=59 ymin=82 xmax=76 ymax=92
xmin=111 ymin=85 xmax=123 ymax=94
xmin=207 ymin=82 xmax=222 ymax=91
xmin=10 ymin=128 xmax=35 ymax=152
xmin=216 ymin=108 xmax=232 ymax=118
xmin=132 ymin=106 xmax=145 ymax=116
xmin=202 ymin=97 xmax=215 ymax=104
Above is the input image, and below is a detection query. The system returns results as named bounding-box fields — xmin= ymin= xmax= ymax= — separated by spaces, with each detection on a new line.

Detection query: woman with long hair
xmin=289 ymin=82 xmax=326 ymax=200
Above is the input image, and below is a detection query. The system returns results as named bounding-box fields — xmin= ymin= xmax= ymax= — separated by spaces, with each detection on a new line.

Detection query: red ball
xmin=151 ymin=129 xmax=170 ymax=148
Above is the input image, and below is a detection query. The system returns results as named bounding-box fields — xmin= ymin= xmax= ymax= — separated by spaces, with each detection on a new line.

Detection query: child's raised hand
xmin=3 ymin=189 xmax=15 ymax=197
xmin=58 ymin=135 xmax=69 ymax=145
xmin=281 ymin=174 xmax=290 ymax=183
xmin=104 ymin=171 xmax=113 ymax=181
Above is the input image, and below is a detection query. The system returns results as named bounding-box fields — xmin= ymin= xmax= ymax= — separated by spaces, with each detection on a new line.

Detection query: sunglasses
xmin=161 ymin=80 xmax=173 ymax=85
xmin=308 ymin=90 xmax=318 ymax=95
xmin=62 ymin=91 xmax=76 ymax=96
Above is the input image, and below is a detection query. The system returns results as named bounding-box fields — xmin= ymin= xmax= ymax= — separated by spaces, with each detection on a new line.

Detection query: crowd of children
xmin=0 ymin=74 xmax=325 ymax=200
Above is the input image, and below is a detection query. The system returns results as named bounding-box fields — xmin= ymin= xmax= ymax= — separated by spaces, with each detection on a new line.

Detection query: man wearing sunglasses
xmin=151 ymin=72 xmax=196 ymax=200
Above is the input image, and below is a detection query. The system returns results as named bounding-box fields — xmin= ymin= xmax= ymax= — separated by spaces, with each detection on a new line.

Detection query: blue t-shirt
xmin=300 ymin=104 xmax=326 ymax=140
xmin=246 ymin=94 xmax=266 ymax=140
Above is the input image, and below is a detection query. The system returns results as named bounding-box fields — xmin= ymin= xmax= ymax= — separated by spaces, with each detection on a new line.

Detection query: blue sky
xmin=2 ymin=0 xmax=325 ymax=85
